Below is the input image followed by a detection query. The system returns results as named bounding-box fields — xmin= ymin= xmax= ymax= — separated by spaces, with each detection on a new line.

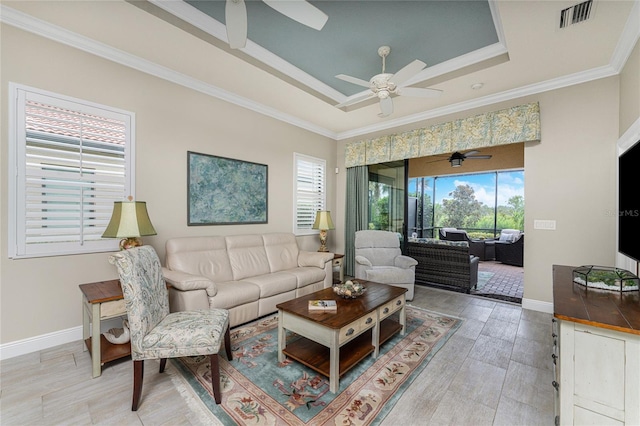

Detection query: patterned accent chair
xmin=354 ymin=230 xmax=418 ymax=300
xmin=109 ymin=246 xmax=232 ymax=410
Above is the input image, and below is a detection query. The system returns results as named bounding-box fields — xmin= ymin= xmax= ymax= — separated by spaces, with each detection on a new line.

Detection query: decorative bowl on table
xmin=333 ymin=280 xmax=366 ymax=299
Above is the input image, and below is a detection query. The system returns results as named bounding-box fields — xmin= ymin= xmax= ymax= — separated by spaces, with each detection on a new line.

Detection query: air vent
xmin=559 ymin=0 xmax=593 ymax=29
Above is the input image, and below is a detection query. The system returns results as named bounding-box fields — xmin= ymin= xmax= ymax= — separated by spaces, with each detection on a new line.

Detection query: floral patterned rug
xmin=171 ymin=305 xmax=461 ymax=425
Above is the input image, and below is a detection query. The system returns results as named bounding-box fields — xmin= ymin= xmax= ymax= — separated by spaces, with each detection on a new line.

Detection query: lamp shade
xmin=312 ymin=211 xmax=335 ymax=230
xmin=102 ymin=201 xmax=157 ymax=238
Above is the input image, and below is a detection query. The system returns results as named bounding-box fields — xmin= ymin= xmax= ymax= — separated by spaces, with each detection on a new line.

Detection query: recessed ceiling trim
xmin=609 ymin=0 xmax=640 ymax=72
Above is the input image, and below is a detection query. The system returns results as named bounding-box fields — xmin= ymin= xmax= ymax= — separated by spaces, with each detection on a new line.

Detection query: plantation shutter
xmin=294 ymin=153 xmax=326 ymax=234
xmin=10 ymin=86 xmax=133 ymax=258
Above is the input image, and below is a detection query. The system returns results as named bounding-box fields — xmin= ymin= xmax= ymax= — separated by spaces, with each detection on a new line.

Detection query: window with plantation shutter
xmin=294 ymin=153 xmax=326 ymax=235
xmin=8 ymin=84 xmax=134 ymax=258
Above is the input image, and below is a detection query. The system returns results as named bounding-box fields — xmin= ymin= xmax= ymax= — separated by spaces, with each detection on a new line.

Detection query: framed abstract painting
xmin=187 ymin=151 xmax=268 ymax=225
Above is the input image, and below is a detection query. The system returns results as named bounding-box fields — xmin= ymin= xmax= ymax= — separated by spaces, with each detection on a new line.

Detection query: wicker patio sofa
xmin=406 ymin=238 xmax=479 ymax=293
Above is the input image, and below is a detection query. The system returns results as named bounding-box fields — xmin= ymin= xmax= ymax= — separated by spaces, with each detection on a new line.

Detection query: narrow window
xmin=294 ymin=153 xmax=326 ymax=235
xmin=8 ymin=84 xmax=134 ymax=258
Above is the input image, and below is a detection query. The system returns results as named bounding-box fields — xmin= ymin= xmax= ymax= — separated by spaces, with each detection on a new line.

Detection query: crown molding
xmin=2 ymin=2 xmax=637 ymax=143
xmin=0 ymin=4 xmax=338 ymax=140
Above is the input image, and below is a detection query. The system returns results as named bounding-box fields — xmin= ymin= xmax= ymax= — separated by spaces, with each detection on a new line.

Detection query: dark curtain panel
xmin=344 ymin=165 xmax=369 ymax=277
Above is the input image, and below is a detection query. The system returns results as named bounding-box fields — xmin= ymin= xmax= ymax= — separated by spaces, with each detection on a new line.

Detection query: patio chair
xmin=494 ymin=232 xmax=524 ymax=267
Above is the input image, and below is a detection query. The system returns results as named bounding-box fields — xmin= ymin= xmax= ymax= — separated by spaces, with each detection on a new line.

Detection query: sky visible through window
xmin=417 ymin=171 xmax=524 ymax=207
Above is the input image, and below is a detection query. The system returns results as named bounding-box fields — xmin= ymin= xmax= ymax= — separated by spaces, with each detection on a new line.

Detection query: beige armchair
xmin=354 ymin=230 xmax=418 ymax=300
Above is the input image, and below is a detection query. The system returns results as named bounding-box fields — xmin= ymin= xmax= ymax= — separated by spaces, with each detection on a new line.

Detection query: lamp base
xmin=317 ymin=229 xmax=329 ymax=252
xmin=120 ymin=237 xmax=142 ymax=250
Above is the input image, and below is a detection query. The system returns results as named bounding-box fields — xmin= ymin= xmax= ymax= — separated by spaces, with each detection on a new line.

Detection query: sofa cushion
xmin=208 ymin=281 xmax=260 ymax=310
xmin=165 ymin=236 xmax=233 ymax=282
xmin=226 ymin=235 xmax=271 ymax=280
xmin=243 ymin=272 xmax=297 ymax=298
xmin=283 ymin=267 xmax=327 ymax=288
xmin=263 ymin=233 xmax=299 ymax=272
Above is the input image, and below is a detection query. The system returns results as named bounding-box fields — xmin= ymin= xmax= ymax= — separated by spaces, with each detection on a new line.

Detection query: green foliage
xmin=441 ymin=184 xmax=483 ymax=228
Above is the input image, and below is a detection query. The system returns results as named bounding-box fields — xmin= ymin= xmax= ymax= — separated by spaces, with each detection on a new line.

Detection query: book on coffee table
xmin=308 ymin=300 xmax=337 ymax=311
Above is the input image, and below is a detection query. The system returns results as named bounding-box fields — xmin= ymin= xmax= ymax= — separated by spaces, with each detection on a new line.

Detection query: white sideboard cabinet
xmin=553 ymin=265 xmax=640 ymax=426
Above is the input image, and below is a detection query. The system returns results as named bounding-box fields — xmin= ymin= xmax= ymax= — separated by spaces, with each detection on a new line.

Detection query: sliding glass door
xmin=367 ymin=160 xmax=407 ymax=242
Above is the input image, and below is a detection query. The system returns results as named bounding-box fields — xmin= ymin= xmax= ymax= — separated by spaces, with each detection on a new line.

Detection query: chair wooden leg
xmin=224 ymin=325 xmax=232 ymax=360
xmin=210 ymin=354 xmax=221 ymax=404
xmin=159 ymin=358 xmax=167 ymax=373
xmin=132 ymin=360 xmax=144 ymax=411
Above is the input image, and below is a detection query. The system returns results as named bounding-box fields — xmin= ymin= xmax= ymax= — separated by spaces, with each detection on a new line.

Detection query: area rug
xmin=170 ymin=306 xmax=461 ymax=425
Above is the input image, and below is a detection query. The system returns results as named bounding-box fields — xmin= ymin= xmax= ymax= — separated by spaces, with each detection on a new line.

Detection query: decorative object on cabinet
xmin=572 ymin=265 xmax=639 ymax=292
xmin=187 ymin=151 xmax=267 ymax=225
xmin=312 ymin=210 xmax=335 ymax=252
xmin=102 ymin=196 xmax=157 ymax=250
xmin=103 ymin=319 xmax=130 ymax=345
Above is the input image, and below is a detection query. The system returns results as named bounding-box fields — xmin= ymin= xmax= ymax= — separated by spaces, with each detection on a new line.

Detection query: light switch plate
xmin=534 ymin=219 xmax=556 ymax=230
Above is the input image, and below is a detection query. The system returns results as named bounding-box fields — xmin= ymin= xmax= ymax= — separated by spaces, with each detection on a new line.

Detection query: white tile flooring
xmin=0 ymin=285 xmax=555 ymax=425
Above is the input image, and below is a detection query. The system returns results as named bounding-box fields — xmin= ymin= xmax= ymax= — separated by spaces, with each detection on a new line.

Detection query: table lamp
xmin=102 ymin=196 xmax=157 ymax=250
xmin=312 ymin=210 xmax=335 ymax=252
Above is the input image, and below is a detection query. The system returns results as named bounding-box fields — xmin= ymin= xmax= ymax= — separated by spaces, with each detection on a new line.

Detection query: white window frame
xmin=8 ymin=83 xmax=134 ymax=258
xmin=293 ymin=153 xmax=327 ymax=236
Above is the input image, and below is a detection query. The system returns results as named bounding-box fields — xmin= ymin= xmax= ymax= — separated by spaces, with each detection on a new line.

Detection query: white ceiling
xmin=143 ymin=0 xmax=638 ymax=139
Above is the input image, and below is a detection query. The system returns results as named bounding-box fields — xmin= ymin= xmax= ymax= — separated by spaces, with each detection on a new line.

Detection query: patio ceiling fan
xmin=448 ymin=150 xmax=492 ymax=167
xmin=225 ymin=0 xmax=328 ymax=49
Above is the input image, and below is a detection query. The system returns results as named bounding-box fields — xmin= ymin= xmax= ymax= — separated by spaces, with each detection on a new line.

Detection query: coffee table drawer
xmin=339 ymin=313 xmax=375 ymax=344
xmin=379 ymin=295 xmax=405 ymax=320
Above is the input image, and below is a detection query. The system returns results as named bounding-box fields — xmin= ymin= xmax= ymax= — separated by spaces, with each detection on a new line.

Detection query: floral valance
xmin=345 ymin=102 xmax=540 ymax=167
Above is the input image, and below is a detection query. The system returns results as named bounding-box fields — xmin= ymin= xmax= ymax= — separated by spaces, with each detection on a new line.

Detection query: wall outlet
xmin=534 ymin=219 xmax=556 ymax=230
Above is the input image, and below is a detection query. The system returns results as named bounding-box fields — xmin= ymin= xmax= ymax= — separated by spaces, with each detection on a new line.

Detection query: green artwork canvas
xmin=188 ymin=151 xmax=268 ymax=225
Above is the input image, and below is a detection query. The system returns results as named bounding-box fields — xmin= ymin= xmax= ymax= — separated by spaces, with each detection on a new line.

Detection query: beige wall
xmin=337 ymin=76 xmax=620 ymax=306
xmin=619 ymin=39 xmax=640 ymax=135
xmin=0 ymin=24 xmax=335 ymax=344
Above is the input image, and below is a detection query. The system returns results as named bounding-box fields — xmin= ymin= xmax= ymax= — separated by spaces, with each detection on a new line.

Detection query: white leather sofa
xmin=162 ymin=233 xmax=334 ymax=327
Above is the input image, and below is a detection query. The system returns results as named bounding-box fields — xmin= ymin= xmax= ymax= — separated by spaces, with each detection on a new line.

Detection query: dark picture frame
xmin=187 ymin=151 xmax=268 ymax=225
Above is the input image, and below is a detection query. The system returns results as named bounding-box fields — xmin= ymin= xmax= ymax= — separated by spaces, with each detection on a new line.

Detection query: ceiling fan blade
xmin=263 ymin=0 xmax=328 ymax=30
xmin=396 ymin=87 xmax=442 ymax=98
xmin=226 ymin=0 xmax=248 ymax=49
xmin=335 ymin=92 xmax=376 ymax=108
xmin=467 ymin=155 xmax=492 ymax=159
xmin=378 ymin=97 xmax=393 ymax=117
xmin=389 ymin=60 xmax=426 ymax=86
xmin=464 ymin=150 xmax=479 ymax=156
xmin=335 ymin=74 xmax=371 ymax=88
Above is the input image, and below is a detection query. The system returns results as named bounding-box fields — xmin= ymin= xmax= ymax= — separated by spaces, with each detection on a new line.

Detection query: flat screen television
xmin=618 ymin=139 xmax=640 ymax=262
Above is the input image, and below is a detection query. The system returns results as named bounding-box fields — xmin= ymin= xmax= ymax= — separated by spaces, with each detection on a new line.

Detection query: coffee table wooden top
xmin=276 ymin=281 xmax=406 ymax=329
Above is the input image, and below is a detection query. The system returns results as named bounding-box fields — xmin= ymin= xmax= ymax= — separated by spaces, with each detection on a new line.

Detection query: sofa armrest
xmin=355 ymin=255 xmax=372 ymax=267
xmin=298 ymin=251 xmax=334 ymax=268
xmin=395 ymin=255 xmax=418 ymax=269
xmin=162 ymin=268 xmax=217 ymax=297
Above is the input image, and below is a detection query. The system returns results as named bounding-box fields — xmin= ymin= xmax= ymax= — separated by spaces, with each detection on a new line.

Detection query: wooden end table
xmin=79 ymin=279 xmax=131 ymax=378
xmin=276 ymin=281 xmax=406 ymax=393
xmin=332 ymin=254 xmax=344 ymax=284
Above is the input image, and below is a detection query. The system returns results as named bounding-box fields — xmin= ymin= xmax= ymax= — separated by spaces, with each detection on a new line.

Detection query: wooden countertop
xmin=553 ymin=265 xmax=640 ymax=336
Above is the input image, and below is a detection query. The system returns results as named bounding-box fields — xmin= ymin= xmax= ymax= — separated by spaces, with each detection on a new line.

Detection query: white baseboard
xmin=0 ymin=317 xmax=123 ymax=361
xmin=522 ymin=297 xmax=554 ymax=314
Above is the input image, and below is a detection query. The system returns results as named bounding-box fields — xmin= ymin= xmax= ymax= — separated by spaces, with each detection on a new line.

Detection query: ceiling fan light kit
xmin=335 ymin=45 xmax=443 ymax=117
xmin=447 ymin=150 xmax=492 ymax=167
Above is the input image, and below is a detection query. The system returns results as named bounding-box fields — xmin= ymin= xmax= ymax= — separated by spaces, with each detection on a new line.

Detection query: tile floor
xmin=0 ymin=285 xmax=555 ymax=425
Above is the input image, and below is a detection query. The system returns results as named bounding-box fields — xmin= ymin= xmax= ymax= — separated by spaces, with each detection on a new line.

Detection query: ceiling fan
xmin=448 ymin=150 xmax=492 ymax=167
xmin=335 ymin=46 xmax=443 ymax=117
xmin=225 ymin=0 xmax=328 ymax=49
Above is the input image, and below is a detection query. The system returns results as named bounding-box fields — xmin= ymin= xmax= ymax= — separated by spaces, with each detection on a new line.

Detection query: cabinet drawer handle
xmin=383 ymin=307 xmax=389 ymax=314
xmin=396 ymin=300 xmax=402 ymax=306
xmin=552 ymin=380 xmax=559 ymax=390
xmin=365 ymin=317 xmax=373 ymax=325
xmin=551 ymin=354 xmax=557 ymax=364
xmin=345 ymin=328 xmax=354 ymax=336
xmin=552 ymin=333 xmax=557 ymax=338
